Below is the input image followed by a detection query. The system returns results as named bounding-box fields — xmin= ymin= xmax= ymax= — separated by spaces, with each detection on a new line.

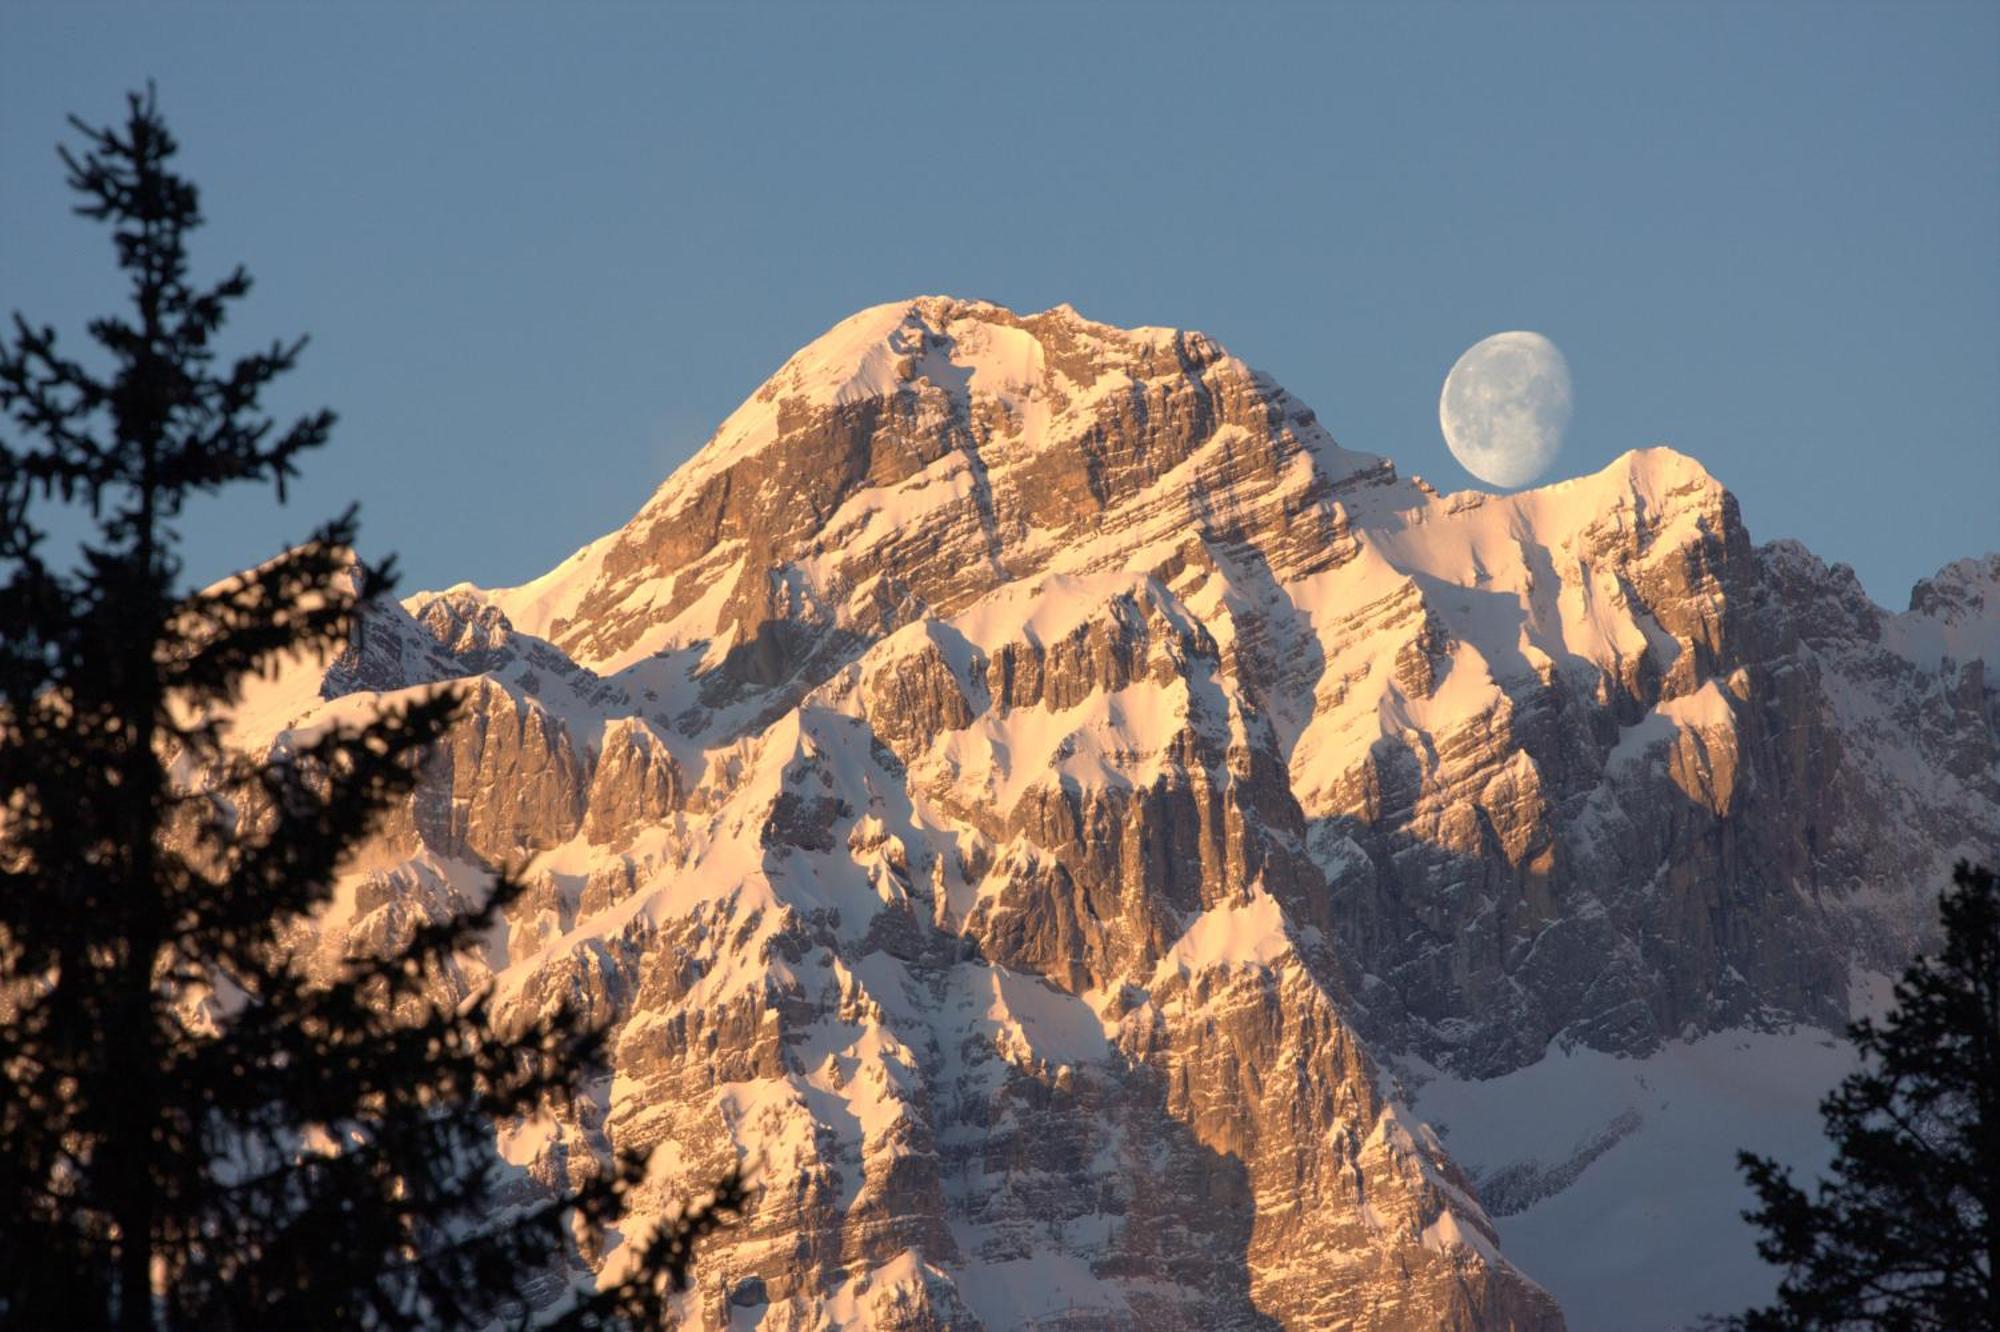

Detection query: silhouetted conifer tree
xmin=0 ymin=88 xmax=742 ymax=1331
xmin=1723 ymin=861 xmax=1997 ymax=1330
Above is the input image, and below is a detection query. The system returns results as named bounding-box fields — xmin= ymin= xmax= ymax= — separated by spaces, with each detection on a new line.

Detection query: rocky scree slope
xmin=214 ymin=297 xmax=1996 ymax=1329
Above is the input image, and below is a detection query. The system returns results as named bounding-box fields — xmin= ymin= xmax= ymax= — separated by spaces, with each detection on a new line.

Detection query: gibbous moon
xmin=1439 ymin=331 xmax=1573 ymax=488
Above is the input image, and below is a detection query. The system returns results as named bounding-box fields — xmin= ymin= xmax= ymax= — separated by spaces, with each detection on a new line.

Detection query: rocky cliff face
xmin=216 ymin=297 xmax=1997 ymax=1329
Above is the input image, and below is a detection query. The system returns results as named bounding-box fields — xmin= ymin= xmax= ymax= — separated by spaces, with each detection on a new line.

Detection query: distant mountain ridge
xmin=222 ymin=297 xmax=1997 ymax=1328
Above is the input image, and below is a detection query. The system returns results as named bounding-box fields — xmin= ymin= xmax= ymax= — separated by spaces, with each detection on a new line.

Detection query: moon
xmin=1439 ymin=331 xmax=1573 ymax=488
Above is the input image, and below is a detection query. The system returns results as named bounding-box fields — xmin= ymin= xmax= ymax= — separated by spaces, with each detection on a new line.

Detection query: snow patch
xmin=1403 ymin=1027 xmax=1858 ymax=1332
xmin=1155 ymin=889 xmax=1291 ymax=982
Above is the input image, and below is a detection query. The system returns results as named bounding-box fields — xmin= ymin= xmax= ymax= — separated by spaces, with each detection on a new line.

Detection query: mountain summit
xmin=228 ymin=298 xmax=1996 ymax=1328
xmin=470 ymin=295 xmax=1386 ymax=684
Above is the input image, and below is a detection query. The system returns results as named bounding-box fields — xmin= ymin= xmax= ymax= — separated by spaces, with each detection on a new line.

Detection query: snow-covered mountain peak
xmin=659 ymin=294 xmax=1315 ymax=498
xmin=1908 ymin=551 xmax=2000 ymax=620
xmin=742 ymin=297 xmax=1043 ymax=411
xmin=1888 ymin=551 xmax=2000 ymax=671
xmin=1550 ymin=443 xmax=1719 ymax=506
xmin=238 ymin=299 xmax=2000 ymax=1329
xmin=1399 ymin=446 xmax=1727 ymax=543
xmin=445 ymin=296 xmax=1386 ymax=683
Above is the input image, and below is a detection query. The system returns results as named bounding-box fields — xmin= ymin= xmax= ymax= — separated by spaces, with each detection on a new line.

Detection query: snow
xmin=235 ymin=677 xmax=458 ymax=755
xmin=1280 ymin=450 xmax=1725 ymax=808
xmin=945 ymin=569 xmax=1205 ymax=661
xmin=949 ymin=316 xmax=1046 ymax=412
xmin=1659 ymin=678 xmax=1738 ymax=729
xmin=795 ymin=1005 xmax=923 ymax=1199
xmin=452 ymin=524 xmax=617 ymax=641
xmin=643 ymin=296 xmax=1092 ymax=526
xmin=823 ymin=1251 xmax=955 ymax=1328
xmin=496 ymin=1109 xmax=563 ymax=1169
xmin=928 ymin=677 xmax=1193 ymax=814
xmin=1884 ymin=554 xmax=2000 ymax=671
xmin=1421 ymin=1206 xmax=1501 ymax=1265
xmin=952 ymin=1249 xmax=1132 ymax=1327
xmin=1607 ymin=679 xmax=1737 ymax=770
xmin=1154 ymin=888 xmax=1292 ymax=981
xmin=977 ymin=966 xmax=1110 ymax=1068
xmin=787 ymin=302 xmax=954 ymax=406
xmin=196 ymin=290 xmax=1990 ymax=1330
xmin=461 ymin=295 xmax=1255 ymax=678
xmin=800 ymin=453 xmax=988 ymax=581
xmin=1354 ymin=450 xmax=1720 ymax=683
xmin=1401 ymin=1027 xmax=1858 ymax=1331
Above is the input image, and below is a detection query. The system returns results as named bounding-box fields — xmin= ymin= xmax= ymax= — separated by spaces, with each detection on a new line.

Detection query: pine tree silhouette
xmin=0 ymin=87 xmax=743 ymax=1331
xmin=1722 ymin=861 xmax=1998 ymax=1330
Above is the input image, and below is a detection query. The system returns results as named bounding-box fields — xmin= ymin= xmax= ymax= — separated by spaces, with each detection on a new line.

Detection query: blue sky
xmin=3 ymin=2 xmax=1994 ymax=603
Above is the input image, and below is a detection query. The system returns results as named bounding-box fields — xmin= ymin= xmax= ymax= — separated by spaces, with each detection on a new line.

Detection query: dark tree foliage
xmin=1724 ymin=861 xmax=1998 ymax=1331
xmin=0 ymin=89 xmax=743 ymax=1331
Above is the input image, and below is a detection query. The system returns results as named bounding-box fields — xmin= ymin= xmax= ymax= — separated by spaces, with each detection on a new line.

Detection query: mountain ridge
xmin=219 ymin=296 xmax=1995 ymax=1328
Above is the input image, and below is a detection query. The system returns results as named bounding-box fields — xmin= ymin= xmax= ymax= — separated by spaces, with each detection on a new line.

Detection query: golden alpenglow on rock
xmin=210 ymin=299 xmax=1996 ymax=1328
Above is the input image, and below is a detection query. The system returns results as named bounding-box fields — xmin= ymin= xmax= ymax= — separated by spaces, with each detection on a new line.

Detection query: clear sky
xmin=3 ymin=2 xmax=1995 ymax=604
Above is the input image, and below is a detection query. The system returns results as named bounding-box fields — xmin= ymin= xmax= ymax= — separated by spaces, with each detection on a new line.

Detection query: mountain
xmin=221 ymin=297 xmax=1998 ymax=1329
